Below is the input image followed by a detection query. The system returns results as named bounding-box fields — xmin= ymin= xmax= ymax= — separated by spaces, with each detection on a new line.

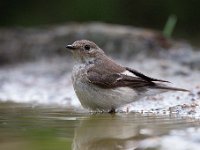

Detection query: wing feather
xmin=126 ymin=67 xmax=170 ymax=83
xmin=87 ymin=71 xmax=155 ymax=89
xmin=86 ymin=62 xmax=188 ymax=92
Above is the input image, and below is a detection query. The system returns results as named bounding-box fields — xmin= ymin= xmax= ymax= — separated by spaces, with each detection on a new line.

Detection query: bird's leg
xmin=108 ymin=108 xmax=116 ymax=113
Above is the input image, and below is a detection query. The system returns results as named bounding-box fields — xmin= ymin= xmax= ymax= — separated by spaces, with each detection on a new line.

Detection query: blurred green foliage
xmin=0 ymin=0 xmax=200 ymax=37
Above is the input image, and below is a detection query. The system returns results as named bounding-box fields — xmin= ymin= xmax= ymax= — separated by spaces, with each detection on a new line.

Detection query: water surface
xmin=0 ymin=103 xmax=200 ymax=150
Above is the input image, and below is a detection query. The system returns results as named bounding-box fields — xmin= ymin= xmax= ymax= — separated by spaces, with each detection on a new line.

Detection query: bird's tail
xmin=153 ymin=84 xmax=189 ymax=92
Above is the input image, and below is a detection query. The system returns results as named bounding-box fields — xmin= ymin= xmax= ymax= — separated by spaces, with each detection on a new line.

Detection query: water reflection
xmin=0 ymin=104 xmax=199 ymax=150
xmin=72 ymin=113 xmax=198 ymax=150
xmin=73 ymin=114 xmax=138 ymax=150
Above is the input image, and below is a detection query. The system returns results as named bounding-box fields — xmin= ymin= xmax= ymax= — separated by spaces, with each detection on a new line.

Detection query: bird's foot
xmin=108 ymin=108 xmax=116 ymax=114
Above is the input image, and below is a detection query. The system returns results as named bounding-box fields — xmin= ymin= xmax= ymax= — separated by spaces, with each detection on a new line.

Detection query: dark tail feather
xmin=126 ymin=67 xmax=170 ymax=83
xmin=154 ymin=85 xmax=190 ymax=92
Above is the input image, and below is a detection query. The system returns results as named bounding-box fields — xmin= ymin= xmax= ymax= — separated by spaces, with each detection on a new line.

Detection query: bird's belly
xmin=73 ymin=80 xmax=139 ymax=111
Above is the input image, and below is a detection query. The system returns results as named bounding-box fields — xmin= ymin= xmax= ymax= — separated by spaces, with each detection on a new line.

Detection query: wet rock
xmin=1 ymin=23 xmax=200 ymax=118
xmin=1 ymin=23 xmax=200 ymax=69
xmin=197 ymin=91 xmax=200 ymax=97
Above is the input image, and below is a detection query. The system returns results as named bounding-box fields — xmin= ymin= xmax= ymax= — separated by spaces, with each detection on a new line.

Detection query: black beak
xmin=66 ymin=45 xmax=76 ymax=50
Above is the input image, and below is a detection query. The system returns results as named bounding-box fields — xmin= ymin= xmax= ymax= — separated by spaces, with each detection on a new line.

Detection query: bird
xmin=66 ymin=39 xmax=189 ymax=113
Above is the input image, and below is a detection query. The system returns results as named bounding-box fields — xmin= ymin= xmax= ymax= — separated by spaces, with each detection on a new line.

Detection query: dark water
xmin=0 ymin=103 xmax=200 ymax=150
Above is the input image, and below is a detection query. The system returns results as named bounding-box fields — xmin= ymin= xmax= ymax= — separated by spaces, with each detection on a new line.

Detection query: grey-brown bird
xmin=66 ymin=39 xmax=188 ymax=113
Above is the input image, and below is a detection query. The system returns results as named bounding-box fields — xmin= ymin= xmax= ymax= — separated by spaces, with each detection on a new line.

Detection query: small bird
xmin=66 ymin=39 xmax=188 ymax=113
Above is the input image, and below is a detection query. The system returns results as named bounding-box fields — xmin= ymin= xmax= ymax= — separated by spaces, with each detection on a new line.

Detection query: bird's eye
xmin=84 ymin=45 xmax=90 ymax=50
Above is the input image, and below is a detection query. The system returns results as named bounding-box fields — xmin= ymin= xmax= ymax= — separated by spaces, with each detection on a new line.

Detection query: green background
xmin=1 ymin=0 xmax=200 ymax=39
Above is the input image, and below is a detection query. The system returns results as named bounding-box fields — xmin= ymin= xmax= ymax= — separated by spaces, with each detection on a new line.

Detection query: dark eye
xmin=84 ymin=45 xmax=90 ymax=50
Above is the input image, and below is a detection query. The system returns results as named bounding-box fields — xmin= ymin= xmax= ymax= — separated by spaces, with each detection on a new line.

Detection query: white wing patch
xmin=121 ymin=70 xmax=137 ymax=77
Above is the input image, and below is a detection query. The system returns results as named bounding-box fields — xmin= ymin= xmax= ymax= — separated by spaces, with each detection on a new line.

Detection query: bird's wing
xmin=87 ymin=68 xmax=157 ymax=89
xmin=125 ymin=67 xmax=170 ymax=83
xmin=87 ymin=62 xmax=189 ymax=92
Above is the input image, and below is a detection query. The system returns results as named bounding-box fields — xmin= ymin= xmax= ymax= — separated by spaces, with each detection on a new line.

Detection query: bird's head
xmin=66 ymin=40 xmax=105 ymax=63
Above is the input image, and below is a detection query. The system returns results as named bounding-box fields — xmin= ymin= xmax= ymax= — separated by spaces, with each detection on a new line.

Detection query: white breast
xmin=73 ymin=80 xmax=139 ymax=111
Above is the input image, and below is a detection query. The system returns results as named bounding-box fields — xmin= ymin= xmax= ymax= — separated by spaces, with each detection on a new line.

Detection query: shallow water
xmin=0 ymin=103 xmax=200 ymax=150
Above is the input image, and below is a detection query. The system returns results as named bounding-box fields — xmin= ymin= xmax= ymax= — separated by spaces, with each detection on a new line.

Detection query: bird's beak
xmin=66 ymin=45 xmax=76 ymax=50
